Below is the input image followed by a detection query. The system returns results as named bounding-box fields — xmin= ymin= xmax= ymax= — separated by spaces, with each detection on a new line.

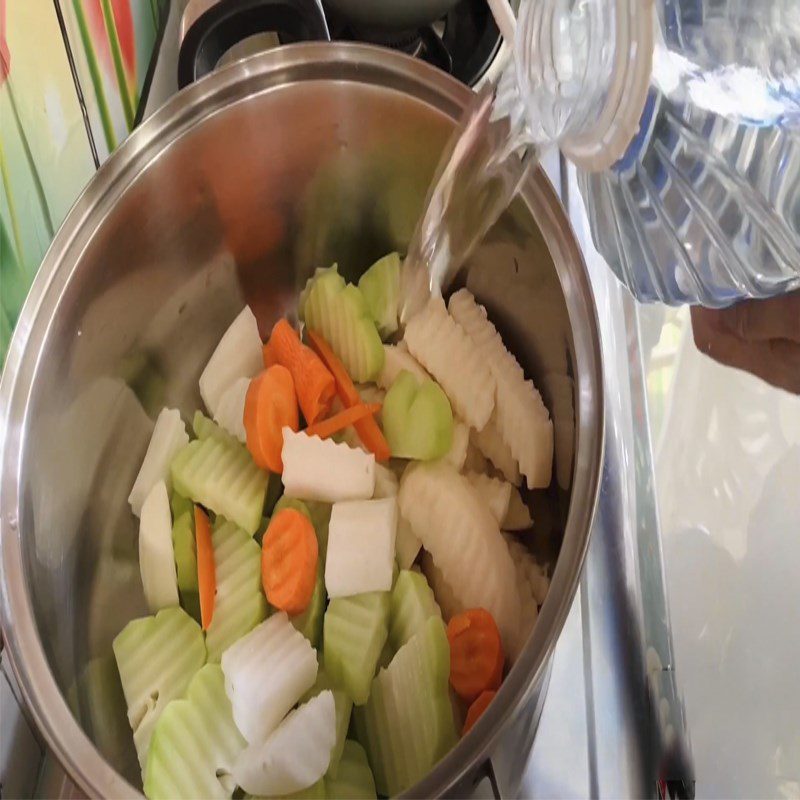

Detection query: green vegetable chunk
xmin=354 ymin=617 xmax=456 ymax=796
xmin=192 ymin=410 xmax=235 ymax=444
xmin=170 ymin=490 xmax=193 ymax=522
xmin=172 ymin=510 xmax=201 ymax=623
xmin=205 ymin=518 xmax=267 ymax=662
xmin=382 ymin=371 xmax=453 ymax=461
xmin=144 ymin=664 xmax=245 ymax=800
xmin=389 ymin=569 xmax=441 ymax=651
xmin=290 ymin=563 xmax=326 ymax=648
xmin=112 ymin=607 xmax=206 ymax=769
xmin=301 ymin=667 xmax=353 ymax=780
xmin=325 ymin=740 xmax=377 ymax=800
xmin=324 ymin=592 xmax=390 ymax=705
xmin=301 ymin=266 xmax=384 ymax=382
xmin=357 ymin=253 xmax=401 ymax=339
xmin=171 ymin=436 xmax=267 ymax=535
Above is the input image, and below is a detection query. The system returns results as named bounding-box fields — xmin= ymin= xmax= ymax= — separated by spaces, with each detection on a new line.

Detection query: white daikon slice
xmin=138 ymin=481 xmax=179 ymax=612
xmin=213 ymin=377 xmax=249 ymax=443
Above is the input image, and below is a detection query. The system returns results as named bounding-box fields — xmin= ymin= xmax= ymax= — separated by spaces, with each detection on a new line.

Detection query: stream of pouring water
xmin=399 ymin=79 xmax=537 ymax=322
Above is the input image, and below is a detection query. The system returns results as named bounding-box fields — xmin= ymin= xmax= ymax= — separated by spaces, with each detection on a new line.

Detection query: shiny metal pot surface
xmin=0 ymin=44 xmax=603 ymax=798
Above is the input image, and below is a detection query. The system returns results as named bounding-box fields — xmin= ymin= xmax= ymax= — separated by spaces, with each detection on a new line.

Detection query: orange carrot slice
xmin=463 ymin=690 xmax=497 ymax=735
xmin=446 ymin=608 xmax=505 ymax=703
xmin=261 ymin=508 xmax=318 ymax=615
xmin=267 ymin=319 xmax=336 ymax=424
xmin=194 ymin=506 xmax=216 ymax=631
xmin=304 ymin=402 xmax=381 ymax=440
xmin=244 ymin=364 xmax=299 ymax=473
xmin=306 ymin=329 xmax=391 ymax=461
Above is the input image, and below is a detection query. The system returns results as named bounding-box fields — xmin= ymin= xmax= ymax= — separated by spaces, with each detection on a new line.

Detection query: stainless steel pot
xmin=0 ymin=44 xmax=603 ymax=798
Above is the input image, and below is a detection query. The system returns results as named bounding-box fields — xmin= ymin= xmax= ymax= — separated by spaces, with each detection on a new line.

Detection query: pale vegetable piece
xmin=403 ymin=296 xmax=495 ymax=431
xmin=113 ymin=607 xmax=206 ymax=769
xmin=442 ymin=420 xmax=469 ymax=470
xmin=221 ymin=612 xmax=318 ymax=744
xmin=129 ymin=408 xmax=189 ymax=516
xmin=234 ymin=691 xmax=336 ymax=797
xmin=470 ymin=417 xmax=521 ymax=485
xmin=199 ymin=307 xmax=263 ymax=417
xmin=301 ymin=265 xmax=385 ymax=382
xmin=502 ymin=534 xmax=543 ymax=653
xmin=356 ymin=383 xmax=386 ymax=408
xmin=503 ymin=487 xmax=533 ymax=530
xmin=301 ymin=667 xmax=353 ymax=779
xmin=372 ymin=463 xmax=399 ymax=499
xmin=372 ymin=465 xmax=421 ymax=569
xmin=398 ymin=462 xmax=521 ymax=656
xmin=171 ymin=436 xmax=268 ymax=535
xmin=358 ymin=252 xmax=401 ymax=339
xmin=377 ymin=344 xmax=429 ymax=390
xmin=420 ymin=551 xmax=463 ymax=621
xmin=395 ymin=517 xmax=423 ymax=570
xmin=144 ymin=664 xmax=245 ymax=800
xmin=325 ymin=740 xmax=377 ymax=800
xmin=353 ymin=616 xmax=456 ymax=796
xmin=449 ymin=289 xmax=554 ymax=488
xmin=464 ymin=471 xmax=512 ymax=525
xmin=139 ymin=481 xmax=179 ymax=613
xmin=213 ymin=377 xmax=249 ymax=443
xmin=205 ymin=519 xmax=267 ymax=662
xmin=282 ymin=428 xmax=375 ymax=503
xmin=325 ymin=498 xmax=398 ymax=598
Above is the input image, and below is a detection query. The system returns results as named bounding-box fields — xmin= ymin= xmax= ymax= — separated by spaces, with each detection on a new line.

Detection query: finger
xmin=692 ymin=307 xmax=800 ymax=394
xmin=720 ymin=292 xmax=800 ymax=344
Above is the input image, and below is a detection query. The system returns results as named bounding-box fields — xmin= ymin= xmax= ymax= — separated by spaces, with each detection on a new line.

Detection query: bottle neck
xmin=513 ymin=0 xmax=654 ymax=172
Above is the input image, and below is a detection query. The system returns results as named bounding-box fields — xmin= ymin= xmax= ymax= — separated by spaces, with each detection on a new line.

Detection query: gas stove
xmin=322 ymin=0 xmax=503 ymax=87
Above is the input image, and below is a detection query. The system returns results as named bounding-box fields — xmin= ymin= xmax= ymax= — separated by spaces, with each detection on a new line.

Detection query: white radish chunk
xmin=373 ymin=463 xmax=399 ymax=498
xmin=128 ymin=407 xmax=189 ymax=516
xmin=199 ymin=307 xmax=263 ymax=417
xmin=395 ymin=518 xmax=422 ymax=570
xmin=372 ymin=464 xmax=421 ymax=569
xmin=442 ymin=420 xmax=469 ymax=470
xmin=234 ymin=691 xmax=336 ymax=797
xmin=325 ymin=498 xmax=398 ymax=598
xmin=138 ymin=481 xmax=179 ymax=612
xmin=449 ymin=290 xmax=553 ymax=488
xmin=221 ymin=612 xmax=318 ymax=744
xmin=465 ymin=471 xmax=512 ymax=525
xmin=213 ymin=377 xmax=249 ymax=443
xmin=377 ymin=344 xmax=430 ymax=389
xmin=398 ymin=462 xmax=521 ymax=657
xmin=503 ymin=487 xmax=533 ymax=530
xmin=282 ymin=428 xmax=375 ymax=503
xmin=403 ymin=296 xmax=495 ymax=431
xmin=470 ymin=417 xmax=521 ymax=485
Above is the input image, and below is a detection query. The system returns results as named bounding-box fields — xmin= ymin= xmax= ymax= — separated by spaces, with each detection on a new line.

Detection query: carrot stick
xmin=446 ymin=608 xmax=505 ymax=702
xmin=261 ymin=508 xmax=318 ymax=615
xmin=244 ymin=364 xmax=299 ymax=473
xmin=267 ymin=319 xmax=336 ymax=424
xmin=194 ymin=506 xmax=216 ymax=631
xmin=306 ymin=329 xmax=391 ymax=461
xmin=304 ymin=402 xmax=381 ymax=440
xmin=462 ymin=690 xmax=497 ymax=735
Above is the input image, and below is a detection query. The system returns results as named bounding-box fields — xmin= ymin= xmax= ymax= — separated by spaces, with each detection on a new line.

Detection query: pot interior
xmin=10 ymin=48 xmax=586 ymax=793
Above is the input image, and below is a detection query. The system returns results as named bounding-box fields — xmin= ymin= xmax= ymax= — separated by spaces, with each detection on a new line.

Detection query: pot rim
xmin=0 ymin=42 xmax=603 ymax=799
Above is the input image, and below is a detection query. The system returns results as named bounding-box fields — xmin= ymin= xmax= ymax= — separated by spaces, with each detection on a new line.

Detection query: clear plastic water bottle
xmin=505 ymin=0 xmax=800 ymax=305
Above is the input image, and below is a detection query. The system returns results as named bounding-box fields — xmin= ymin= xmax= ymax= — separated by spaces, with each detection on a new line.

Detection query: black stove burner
xmin=322 ymin=0 xmax=501 ymax=87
